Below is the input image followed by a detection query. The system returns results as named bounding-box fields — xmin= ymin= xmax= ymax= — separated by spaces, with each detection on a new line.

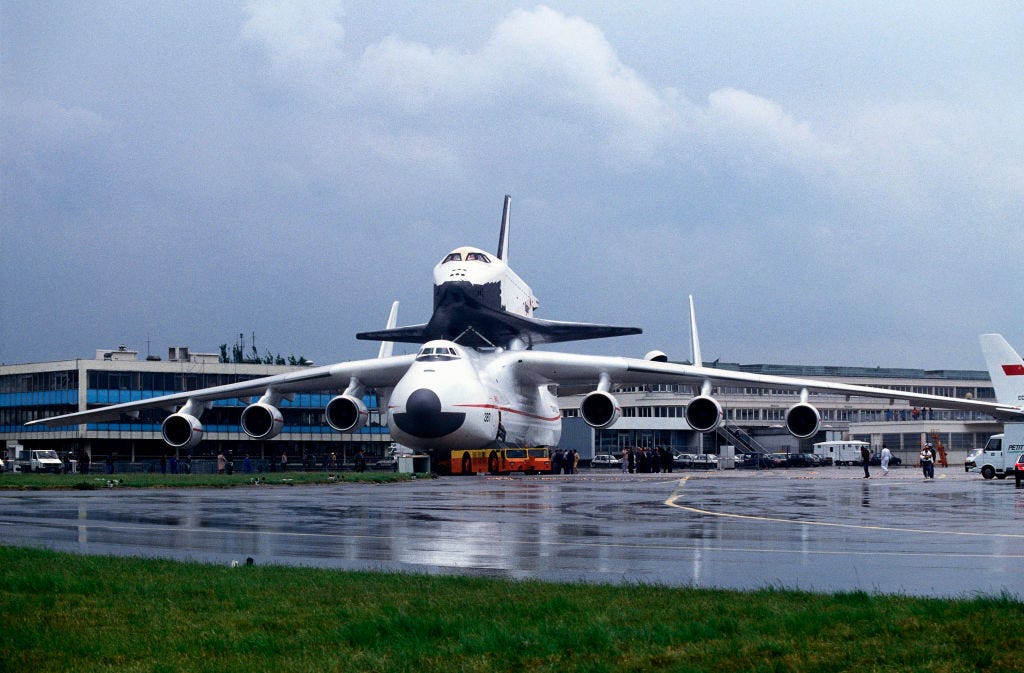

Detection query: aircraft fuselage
xmin=387 ymin=340 xmax=560 ymax=451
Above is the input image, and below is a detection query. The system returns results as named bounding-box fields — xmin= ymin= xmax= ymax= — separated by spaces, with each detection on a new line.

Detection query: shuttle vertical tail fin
xmin=496 ymin=194 xmax=511 ymax=262
xmin=979 ymin=333 xmax=1024 ymax=405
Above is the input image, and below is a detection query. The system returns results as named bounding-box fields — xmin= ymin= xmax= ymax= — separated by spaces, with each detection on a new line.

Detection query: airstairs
xmin=716 ymin=423 xmax=770 ymax=457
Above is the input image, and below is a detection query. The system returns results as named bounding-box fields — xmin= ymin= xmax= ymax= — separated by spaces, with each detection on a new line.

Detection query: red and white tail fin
xmin=979 ymin=334 xmax=1024 ymax=405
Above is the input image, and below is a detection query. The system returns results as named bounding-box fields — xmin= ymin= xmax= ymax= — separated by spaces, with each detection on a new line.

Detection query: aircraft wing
xmin=509 ymin=350 xmax=1024 ymax=421
xmin=25 ymin=354 xmax=416 ymax=428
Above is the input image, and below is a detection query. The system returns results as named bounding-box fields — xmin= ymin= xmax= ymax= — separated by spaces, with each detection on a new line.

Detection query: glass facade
xmin=0 ymin=362 xmax=390 ymax=464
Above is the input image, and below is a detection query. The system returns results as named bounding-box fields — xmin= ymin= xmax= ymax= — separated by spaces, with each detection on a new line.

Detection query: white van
xmin=15 ymin=448 xmax=64 ymax=473
xmin=813 ymin=440 xmax=869 ymax=466
xmin=972 ymin=425 xmax=1024 ymax=480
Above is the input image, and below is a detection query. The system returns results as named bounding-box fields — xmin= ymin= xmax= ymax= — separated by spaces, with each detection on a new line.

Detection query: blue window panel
xmin=0 ymin=390 xmax=78 ymax=407
xmin=20 ymin=424 xmax=62 ymax=433
xmin=282 ymin=425 xmax=334 ymax=434
xmin=211 ymin=399 xmax=246 ymax=408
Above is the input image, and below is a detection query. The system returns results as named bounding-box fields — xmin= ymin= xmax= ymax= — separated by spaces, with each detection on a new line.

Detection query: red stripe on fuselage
xmin=455 ymin=403 xmax=561 ymax=422
xmin=1002 ymin=364 xmax=1024 ymax=376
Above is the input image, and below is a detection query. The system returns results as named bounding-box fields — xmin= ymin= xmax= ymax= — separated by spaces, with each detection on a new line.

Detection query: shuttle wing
xmin=358 ymin=298 xmax=641 ymax=347
xmin=25 ymin=354 xmax=416 ymax=428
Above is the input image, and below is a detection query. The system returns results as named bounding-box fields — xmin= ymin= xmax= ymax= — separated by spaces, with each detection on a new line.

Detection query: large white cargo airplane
xmin=26 ymin=196 xmax=1024 ymax=452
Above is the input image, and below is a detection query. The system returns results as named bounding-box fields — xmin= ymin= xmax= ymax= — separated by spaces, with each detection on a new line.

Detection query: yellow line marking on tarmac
xmin=664 ymin=476 xmax=1024 ymax=539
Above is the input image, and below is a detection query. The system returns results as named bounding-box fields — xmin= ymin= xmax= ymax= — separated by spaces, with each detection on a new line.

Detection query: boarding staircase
xmin=716 ymin=423 xmax=770 ymax=458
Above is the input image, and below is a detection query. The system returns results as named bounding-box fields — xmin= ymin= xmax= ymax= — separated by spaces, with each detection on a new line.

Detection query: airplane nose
xmin=392 ymin=388 xmax=466 ymax=439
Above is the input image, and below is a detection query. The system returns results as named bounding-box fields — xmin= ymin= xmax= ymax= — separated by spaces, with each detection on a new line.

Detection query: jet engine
xmin=685 ymin=395 xmax=723 ymax=433
xmin=580 ymin=390 xmax=621 ymax=429
xmin=325 ymin=394 xmax=369 ymax=433
xmin=785 ymin=402 xmax=821 ymax=438
xmin=161 ymin=413 xmax=203 ymax=449
xmin=240 ymin=402 xmax=284 ymax=440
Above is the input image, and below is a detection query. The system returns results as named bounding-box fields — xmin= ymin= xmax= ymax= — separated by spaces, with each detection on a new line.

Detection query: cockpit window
xmin=465 ymin=252 xmax=490 ymax=262
xmin=442 ymin=253 xmax=462 ymax=263
xmin=416 ymin=346 xmax=461 ymax=362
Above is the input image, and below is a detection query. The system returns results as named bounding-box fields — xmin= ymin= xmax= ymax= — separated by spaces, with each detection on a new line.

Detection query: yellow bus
xmin=444 ymin=447 xmax=552 ymax=475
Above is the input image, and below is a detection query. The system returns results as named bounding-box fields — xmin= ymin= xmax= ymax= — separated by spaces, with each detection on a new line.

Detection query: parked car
xmin=673 ymin=453 xmax=696 ymax=468
xmin=783 ymin=453 xmax=815 ymax=468
xmin=370 ymin=457 xmax=397 ymax=472
xmin=591 ymin=454 xmax=622 ymax=468
xmin=964 ymin=448 xmax=983 ymax=473
xmin=739 ymin=453 xmax=773 ymax=469
xmin=691 ymin=454 xmax=718 ymax=469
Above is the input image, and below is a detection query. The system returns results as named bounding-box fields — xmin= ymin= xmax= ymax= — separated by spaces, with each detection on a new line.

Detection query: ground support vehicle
xmin=14 ymin=448 xmax=64 ymax=473
xmin=438 ymin=447 xmax=552 ymax=475
xmin=972 ymin=425 xmax=1024 ymax=480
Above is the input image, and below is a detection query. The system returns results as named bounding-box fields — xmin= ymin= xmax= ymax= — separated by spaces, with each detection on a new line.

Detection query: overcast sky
xmin=2 ymin=1 xmax=1022 ymax=370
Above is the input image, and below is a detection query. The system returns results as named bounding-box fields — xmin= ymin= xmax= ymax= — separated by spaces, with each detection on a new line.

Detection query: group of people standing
xmin=216 ymin=450 xmax=289 ymax=474
xmin=861 ymin=442 xmax=938 ymax=479
xmin=621 ymin=446 xmax=674 ymax=474
xmin=551 ymin=449 xmax=579 ymax=474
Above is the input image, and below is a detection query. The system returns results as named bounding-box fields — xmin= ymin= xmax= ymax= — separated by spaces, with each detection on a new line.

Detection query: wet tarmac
xmin=1 ymin=468 xmax=1022 ymax=598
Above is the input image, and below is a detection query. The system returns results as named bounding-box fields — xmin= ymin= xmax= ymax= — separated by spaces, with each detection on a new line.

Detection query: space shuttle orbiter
xmin=356 ymin=195 xmax=641 ymax=348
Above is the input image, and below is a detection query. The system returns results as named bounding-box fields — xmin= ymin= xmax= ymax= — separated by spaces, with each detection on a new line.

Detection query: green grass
xmin=0 ymin=470 xmax=424 ymax=490
xmin=1 ymin=546 xmax=1020 ymax=673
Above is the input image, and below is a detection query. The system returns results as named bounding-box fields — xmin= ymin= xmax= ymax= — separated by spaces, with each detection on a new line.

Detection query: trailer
xmin=813 ymin=440 xmax=869 ymax=467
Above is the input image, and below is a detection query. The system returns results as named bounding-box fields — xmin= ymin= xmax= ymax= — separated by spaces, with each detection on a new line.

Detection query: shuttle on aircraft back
xmin=26 ymin=196 xmax=1024 ymax=456
xmin=355 ymin=195 xmax=641 ymax=348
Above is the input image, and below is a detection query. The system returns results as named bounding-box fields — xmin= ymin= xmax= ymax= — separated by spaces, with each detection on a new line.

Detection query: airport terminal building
xmin=1 ymin=344 xmax=1001 ymax=469
xmin=558 ymin=361 xmax=1000 ymax=466
xmin=1 ymin=346 xmax=389 ymax=468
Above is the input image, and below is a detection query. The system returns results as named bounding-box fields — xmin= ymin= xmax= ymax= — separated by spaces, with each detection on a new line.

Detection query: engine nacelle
xmin=580 ymin=390 xmax=621 ymax=429
xmin=785 ymin=402 xmax=821 ymax=439
xmin=685 ymin=395 xmax=723 ymax=433
xmin=240 ymin=402 xmax=284 ymax=440
xmin=161 ymin=413 xmax=204 ymax=449
xmin=325 ymin=394 xmax=368 ymax=433
xmin=644 ymin=350 xmax=669 ymax=362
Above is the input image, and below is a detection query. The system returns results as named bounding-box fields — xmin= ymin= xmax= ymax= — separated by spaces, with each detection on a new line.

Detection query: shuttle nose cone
xmin=392 ymin=388 xmax=465 ymax=439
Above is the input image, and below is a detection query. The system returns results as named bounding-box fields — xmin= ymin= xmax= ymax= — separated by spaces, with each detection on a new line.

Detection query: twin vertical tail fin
xmin=377 ymin=301 xmax=400 ymax=359
xmin=688 ymin=295 xmax=703 ymax=368
xmin=979 ymin=333 xmax=1024 ymax=405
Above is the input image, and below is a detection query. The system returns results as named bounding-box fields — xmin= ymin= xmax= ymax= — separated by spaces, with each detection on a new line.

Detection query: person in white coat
xmin=880 ymin=444 xmax=892 ymax=476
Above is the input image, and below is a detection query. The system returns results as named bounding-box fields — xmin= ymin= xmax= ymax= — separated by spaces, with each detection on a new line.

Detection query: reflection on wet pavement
xmin=1 ymin=471 xmax=1021 ymax=597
